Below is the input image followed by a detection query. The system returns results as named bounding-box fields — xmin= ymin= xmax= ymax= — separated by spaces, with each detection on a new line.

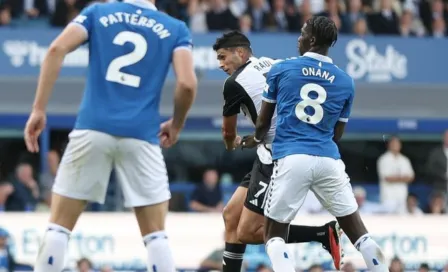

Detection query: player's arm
xmin=32 ymin=25 xmax=87 ymax=111
xmin=222 ymin=78 xmax=245 ymax=150
xmin=254 ymin=64 xmax=280 ymax=143
xmin=222 ymin=115 xmax=238 ymax=150
xmin=171 ymin=23 xmax=197 ymax=131
xmin=32 ymin=6 xmax=94 ymax=112
xmin=333 ymin=81 xmax=355 ymax=143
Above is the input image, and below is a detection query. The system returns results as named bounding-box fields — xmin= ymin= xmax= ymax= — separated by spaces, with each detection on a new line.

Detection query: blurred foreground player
xmin=213 ymin=31 xmax=343 ymax=272
xmin=24 ymin=0 xmax=197 ymax=271
xmin=243 ymin=17 xmax=387 ymax=271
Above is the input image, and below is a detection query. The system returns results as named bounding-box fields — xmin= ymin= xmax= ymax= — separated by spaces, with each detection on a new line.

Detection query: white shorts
xmin=264 ymin=154 xmax=358 ymax=223
xmin=53 ymin=129 xmax=170 ymax=207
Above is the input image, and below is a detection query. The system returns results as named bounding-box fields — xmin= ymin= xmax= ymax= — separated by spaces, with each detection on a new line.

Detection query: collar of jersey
xmin=303 ymin=52 xmax=333 ymax=63
xmin=124 ymin=0 xmax=157 ymax=10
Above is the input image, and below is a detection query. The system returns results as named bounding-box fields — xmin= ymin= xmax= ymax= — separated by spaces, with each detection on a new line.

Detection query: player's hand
xmin=233 ymin=135 xmax=242 ymax=148
xmin=241 ymin=134 xmax=259 ymax=149
xmin=24 ymin=109 xmax=47 ymax=153
xmin=159 ymin=118 xmax=181 ymax=148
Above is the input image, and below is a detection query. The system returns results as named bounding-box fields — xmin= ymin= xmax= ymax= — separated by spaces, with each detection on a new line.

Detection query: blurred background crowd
xmin=0 ymin=0 xmax=447 ymax=271
xmin=0 ymin=0 xmax=447 ymax=37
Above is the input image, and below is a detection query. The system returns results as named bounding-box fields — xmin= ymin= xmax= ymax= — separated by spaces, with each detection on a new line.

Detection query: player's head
xmin=298 ymin=16 xmax=338 ymax=56
xmin=213 ymin=30 xmax=253 ymax=75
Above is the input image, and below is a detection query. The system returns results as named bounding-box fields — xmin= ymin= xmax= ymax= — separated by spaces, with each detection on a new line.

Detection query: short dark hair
xmin=306 ymin=16 xmax=338 ymax=48
xmin=212 ymin=30 xmax=252 ymax=53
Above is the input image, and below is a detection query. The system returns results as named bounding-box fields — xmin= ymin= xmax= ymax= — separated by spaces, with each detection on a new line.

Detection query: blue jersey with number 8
xmin=263 ymin=52 xmax=354 ymax=160
xmin=71 ymin=0 xmax=192 ymax=144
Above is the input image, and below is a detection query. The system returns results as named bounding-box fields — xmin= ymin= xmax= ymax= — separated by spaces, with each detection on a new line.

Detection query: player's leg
xmin=312 ymin=158 xmax=388 ymax=272
xmin=263 ymin=155 xmax=314 ymax=272
xmin=115 ymin=138 xmax=174 ymax=272
xmin=34 ymin=130 xmax=114 ymax=272
xmin=237 ymin=157 xmax=342 ymax=269
xmin=222 ymin=180 xmax=248 ymax=272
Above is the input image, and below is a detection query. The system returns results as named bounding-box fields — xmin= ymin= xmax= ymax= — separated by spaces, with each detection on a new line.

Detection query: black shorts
xmin=239 ymin=156 xmax=274 ymax=215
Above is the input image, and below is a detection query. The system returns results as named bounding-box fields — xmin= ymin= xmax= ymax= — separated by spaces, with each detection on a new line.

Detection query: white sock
xmin=143 ymin=231 xmax=176 ymax=272
xmin=265 ymin=237 xmax=296 ymax=272
xmin=354 ymin=234 xmax=388 ymax=272
xmin=34 ymin=223 xmax=70 ymax=272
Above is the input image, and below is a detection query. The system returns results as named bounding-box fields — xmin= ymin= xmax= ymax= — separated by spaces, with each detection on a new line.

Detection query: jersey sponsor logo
xmin=346 ymin=39 xmax=407 ymax=83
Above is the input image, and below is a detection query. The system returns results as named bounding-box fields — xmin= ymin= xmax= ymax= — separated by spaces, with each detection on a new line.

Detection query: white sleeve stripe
xmin=174 ymin=46 xmax=192 ymax=52
xmin=68 ymin=22 xmax=88 ymax=39
xmin=339 ymin=118 xmax=349 ymax=122
xmin=262 ymin=97 xmax=277 ymax=103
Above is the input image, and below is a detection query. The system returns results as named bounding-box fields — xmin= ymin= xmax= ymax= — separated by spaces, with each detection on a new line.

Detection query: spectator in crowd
xmin=39 ymin=149 xmax=60 ymax=208
xmin=50 ymin=0 xmax=86 ymax=27
xmin=352 ymin=17 xmax=369 ymax=35
xmin=354 ymin=186 xmax=389 ymax=214
xmin=443 ymin=262 xmax=448 ymax=272
xmin=404 ymin=193 xmax=424 ymax=215
xmin=255 ymin=263 xmax=272 ymax=272
xmin=377 ymin=136 xmax=414 ymax=213
xmin=308 ymin=264 xmax=324 ymax=272
xmin=0 ymin=183 xmax=13 ymax=211
xmin=190 ymin=169 xmax=223 ymax=212
xmin=268 ymin=0 xmax=301 ymax=31
xmin=0 ymin=3 xmax=11 ymax=26
xmin=316 ymin=0 xmax=343 ymax=29
xmin=240 ymin=13 xmax=253 ymax=33
xmin=341 ymin=261 xmax=356 ymax=272
xmin=340 ymin=0 xmax=366 ymax=33
xmin=367 ymin=0 xmax=400 ymax=34
xmin=206 ymin=0 xmax=239 ymax=31
xmin=188 ymin=0 xmax=209 ymax=33
xmin=419 ymin=263 xmax=430 ymax=272
xmin=4 ymin=162 xmax=40 ymax=211
xmin=389 ymin=256 xmax=404 ymax=272
xmin=0 ymin=228 xmax=19 ymax=272
xmin=245 ymin=0 xmax=271 ymax=31
xmin=99 ymin=265 xmax=114 ymax=272
xmin=425 ymin=190 xmax=446 ymax=214
xmin=426 ymin=130 xmax=448 ymax=194
xmin=76 ymin=257 xmax=94 ymax=272
xmin=400 ymin=8 xmax=426 ymax=36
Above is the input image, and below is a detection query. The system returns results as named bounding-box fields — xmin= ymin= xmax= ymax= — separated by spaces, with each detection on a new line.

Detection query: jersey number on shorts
xmin=106 ymin=31 xmax=148 ymax=88
xmin=295 ymin=83 xmax=327 ymax=125
xmin=254 ymin=181 xmax=268 ymax=198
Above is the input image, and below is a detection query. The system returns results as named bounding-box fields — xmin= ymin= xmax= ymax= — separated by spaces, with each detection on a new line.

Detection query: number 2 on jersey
xmin=295 ymin=83 xmax=327 ymax=125
xmin=106 ymin=31 xmax=147 ymax=88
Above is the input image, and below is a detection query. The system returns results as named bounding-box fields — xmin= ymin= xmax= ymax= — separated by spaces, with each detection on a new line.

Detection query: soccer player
xmin=23 ymin=1 xmax=197 ymax=271
xmin=213 ymin=31 xmax=343 ymax=272
xmin=242 ymin=17 xmax=388 ymax=272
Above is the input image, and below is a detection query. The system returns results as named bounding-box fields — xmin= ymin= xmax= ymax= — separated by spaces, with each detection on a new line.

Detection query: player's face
xmin=216 ymin=48 xmax=244 ymax=75
xmin=298 ymin=23 xmax=312 ymax=56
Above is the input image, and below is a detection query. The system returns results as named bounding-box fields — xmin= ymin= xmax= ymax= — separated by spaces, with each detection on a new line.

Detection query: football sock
xmin=354 ymin=234 xmax=388 ymax=272
xmin=143 ymin=231 xmax=176 ymax=272
xmin=223 ymin=243 xmax=246 ymax=272
xmin=266 ymin=237 xmax=296 ymax=272
xmin=287 ymin=224 xmax=327 ymax=244
xmin=33 ymin=223 xmax=70 ymax=272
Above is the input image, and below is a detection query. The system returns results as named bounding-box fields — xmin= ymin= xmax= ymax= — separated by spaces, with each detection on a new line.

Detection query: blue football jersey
xmin=263 ymin=52 xmax=354 ymax=160
xmin=71 ymin=0 xmax=192 ymax=144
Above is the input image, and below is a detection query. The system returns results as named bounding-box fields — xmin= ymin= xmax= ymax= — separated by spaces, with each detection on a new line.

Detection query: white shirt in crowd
xmin=377 ymin=151 xmax=415 ymax=213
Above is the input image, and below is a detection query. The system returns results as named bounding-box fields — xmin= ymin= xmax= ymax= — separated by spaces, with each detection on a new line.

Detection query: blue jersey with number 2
xmin=71 ymin=0 xmax=192 ymax=144
xmin=263 ymin=52 xmax=354 ymax=160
